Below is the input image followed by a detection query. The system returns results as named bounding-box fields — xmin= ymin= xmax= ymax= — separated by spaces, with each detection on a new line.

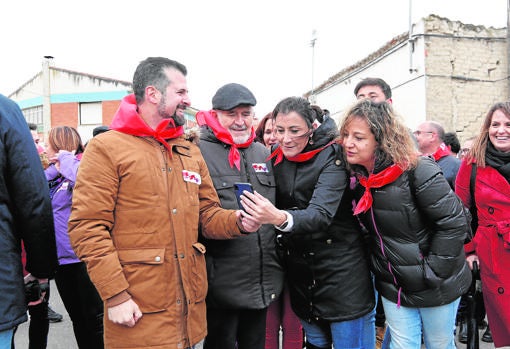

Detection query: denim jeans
xmin=188 ymin=339 xmax=204 ymax=349
xmin=0 ymin=328 xmax=14 ymax=349
xmin=381 ymin=296 xmax=460 ymax=349
xmin=300 ymin=309 xmax=375 ymax=349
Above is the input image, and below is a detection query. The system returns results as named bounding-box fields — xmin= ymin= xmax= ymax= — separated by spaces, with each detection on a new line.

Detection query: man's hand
xmin=236 ymin=210 xmax=261 ymax=233
xmin=108 ymin=299 xmax=143 ymax=327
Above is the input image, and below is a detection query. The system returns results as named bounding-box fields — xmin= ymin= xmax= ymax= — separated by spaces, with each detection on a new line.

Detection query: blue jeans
xmin=0 ymin=328 xmax=14 ymax=349
xmin=381 ymin=296 xmax=460 ymax=349
xmin=300 ymin=310 xmax=375 ymax=349
xmin=188 ymin=339 xmax=204 ymax=349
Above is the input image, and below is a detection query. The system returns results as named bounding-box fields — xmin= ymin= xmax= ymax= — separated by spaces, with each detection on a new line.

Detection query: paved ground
xmin=13 ymin=283 xmax=499 ymax=348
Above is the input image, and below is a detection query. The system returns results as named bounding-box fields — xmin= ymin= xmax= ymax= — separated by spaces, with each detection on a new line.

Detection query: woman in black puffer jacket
xmin=339 ymin=99 xmax=471 ymax=349
xmin=242 ymin=97 xmax=375 ymax=349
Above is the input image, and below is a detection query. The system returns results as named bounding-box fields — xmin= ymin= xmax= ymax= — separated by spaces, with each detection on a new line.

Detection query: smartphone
xmin=234 ymin=182 xmax=254 ymax=211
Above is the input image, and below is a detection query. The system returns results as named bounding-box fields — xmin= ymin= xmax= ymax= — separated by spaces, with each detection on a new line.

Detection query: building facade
xmin=9 ymin=57 xmax=198 ymax=144
xmin=307 ymin=15 xmax=508 ymax=141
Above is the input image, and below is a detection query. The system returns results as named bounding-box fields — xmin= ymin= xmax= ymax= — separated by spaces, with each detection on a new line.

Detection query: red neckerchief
xmin=432 ymin=143 xmax=450 ymax=161
xmin=109 ymin=94 xmax=184 ymax=155
xmin=267 ymin=141 xmax=335 ymax=166
xmin=354 ymin=164 xmax=404 ymax=215
xmin=195 ymin=110 xmax=255 ymax=170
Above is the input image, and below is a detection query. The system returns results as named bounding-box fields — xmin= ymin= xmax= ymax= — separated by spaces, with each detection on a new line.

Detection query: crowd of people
xmin=0 ymin=56 xmax=508 ymax=349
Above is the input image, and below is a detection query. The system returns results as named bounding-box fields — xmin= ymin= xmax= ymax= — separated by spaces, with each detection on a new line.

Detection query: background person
xmin=45 ymin=126 xmax=104 ymax=348
xmin=0 ymin=94 xmax=57 ymax=349
xmin=413 ymin=121 xmax=460 ymax=189
xmin=444 ymin=131 xmax=461 ymax=157
xmin=241 ymin=97 xmax=375 ymax=349
xmin=69 ymin=57 xmax=258 ymax=349
xmin=339 ymin=99 xmax=471 ymax=349
xmin=255 ymin=112 xmax=278 ymax=148
xmin=455 ymin=101 xmax=510 ymax=348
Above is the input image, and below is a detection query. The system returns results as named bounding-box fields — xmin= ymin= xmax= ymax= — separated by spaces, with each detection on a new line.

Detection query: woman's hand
xmin=240 ymin=191 xmax=287 ymax=226
xmin=466 ymin=254 xmax=479 ymax=270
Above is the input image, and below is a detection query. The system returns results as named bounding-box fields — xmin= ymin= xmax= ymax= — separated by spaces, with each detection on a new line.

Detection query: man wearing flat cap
xmin=196 ymin=83 xmax=284 ymax=349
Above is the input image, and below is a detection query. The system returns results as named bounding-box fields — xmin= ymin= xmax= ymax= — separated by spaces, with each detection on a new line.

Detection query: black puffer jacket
xmin=274 ymin=117 xmax=375 ymax=322
xmin=199 ymin=127 xmax=284 ymax=309
xmin=0 ymin=94 xmax=57 ymax=331
xmin=353 ymin=156 xmax=471 ymax=307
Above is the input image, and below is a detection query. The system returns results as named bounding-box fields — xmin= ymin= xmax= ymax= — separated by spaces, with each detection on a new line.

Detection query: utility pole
xmin=310 ymin=30 xmax=317 ymax=104
xmin=42 ymin=56 xmax=53 ymax=136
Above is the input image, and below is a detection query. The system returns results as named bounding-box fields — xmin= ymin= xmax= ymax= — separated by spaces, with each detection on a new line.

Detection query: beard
xmin=157 ymin=95 xmax=186 ymax=126
xmin=231 ymin=129 xmax=251 ymax=144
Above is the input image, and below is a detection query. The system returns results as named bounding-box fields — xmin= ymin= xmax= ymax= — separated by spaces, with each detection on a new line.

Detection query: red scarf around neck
xmin=431 ymin=142 xmax=450 ymax=161
xmin=195 ymin=110 xmax=255 ymax=170
xmin=353 ymin=164 xmax=404 ymax=215
xmin=268 ymin=141 xmax=335 ymax=166
xmin=109 ymin=94 xmax=184 ymax=154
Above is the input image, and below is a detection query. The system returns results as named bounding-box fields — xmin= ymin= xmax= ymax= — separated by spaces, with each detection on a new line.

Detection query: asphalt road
xmin=13 ymin=282 xmax=499 ymax=349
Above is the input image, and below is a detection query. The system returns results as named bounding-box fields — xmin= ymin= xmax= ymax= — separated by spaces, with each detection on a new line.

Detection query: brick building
xmin=9 ymin=57 xmax=198 ymax=144
xmin=307 ymin=14 xmax=508 ymax=141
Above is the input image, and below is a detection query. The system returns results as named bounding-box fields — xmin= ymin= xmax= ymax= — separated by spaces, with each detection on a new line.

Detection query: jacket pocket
xmin=117 ymin=248 xmax=169 ymax=313
xmin=191 ymin=242 xmax=207 ymax=303
xmin=422 ymin=257 xmax=443 ymax=289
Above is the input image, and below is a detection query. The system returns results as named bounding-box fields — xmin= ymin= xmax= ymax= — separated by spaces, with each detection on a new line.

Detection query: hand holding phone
xmin=234 ymin=182 xmax=254 ymax=211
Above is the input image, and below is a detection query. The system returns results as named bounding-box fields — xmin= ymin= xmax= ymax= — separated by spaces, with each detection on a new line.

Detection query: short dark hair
xmin=444 ymin=132 xmax=460 ymax=154
xmin=272 ymin=97 xmax=323 ymax=129
xmin=354 ymin=78 xmax=392 ymax=99
xmin=133 ymin=57 xmax=187 ymax=104
xmin=28 ymin=122 xmax=38 ymax=131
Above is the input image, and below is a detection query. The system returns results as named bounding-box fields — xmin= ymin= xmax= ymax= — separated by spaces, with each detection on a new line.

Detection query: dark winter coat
xmin=272 ymin=117 xmax=375 ymax=322
xmin=0 ymin=94 xmax=57 ymax=331
xmin=199 ymin=127 xmax=284 ymax=309
xmin=353 ymin=156 xmax=471 ymax=307
xmin=437 ymin=154 xmax=460 ymax=189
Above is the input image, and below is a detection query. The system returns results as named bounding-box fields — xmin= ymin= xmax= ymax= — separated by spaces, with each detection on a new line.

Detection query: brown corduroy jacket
xmin=69 ymin=131 xmax=242 ymax=349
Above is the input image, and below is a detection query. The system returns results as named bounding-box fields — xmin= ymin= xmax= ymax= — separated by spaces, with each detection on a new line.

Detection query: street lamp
xmin=310 ymin=29 xmax=317 ymax=103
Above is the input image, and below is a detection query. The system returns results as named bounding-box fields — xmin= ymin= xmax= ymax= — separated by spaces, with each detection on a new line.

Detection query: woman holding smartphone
xmin=241 ymin=97 xmax=375 ymax=349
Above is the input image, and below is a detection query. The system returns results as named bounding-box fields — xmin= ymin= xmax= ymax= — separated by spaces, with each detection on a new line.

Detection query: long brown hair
xmin=47 ymin=126 xmax=84 ymax=154
xmin=466 ymin=102 xmax=510 ymax=167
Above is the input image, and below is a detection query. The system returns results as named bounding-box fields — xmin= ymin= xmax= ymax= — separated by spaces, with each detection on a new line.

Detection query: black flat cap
xmin=212 ymin=83 xmax=256 ymax=111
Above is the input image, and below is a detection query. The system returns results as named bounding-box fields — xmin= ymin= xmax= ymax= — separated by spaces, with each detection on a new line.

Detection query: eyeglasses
xmin=413 ymin=130 xmax=434 ymax=136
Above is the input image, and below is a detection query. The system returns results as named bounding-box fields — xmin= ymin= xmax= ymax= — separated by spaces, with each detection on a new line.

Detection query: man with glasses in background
xmin=413 ymin=121 xmax=460 ymax=189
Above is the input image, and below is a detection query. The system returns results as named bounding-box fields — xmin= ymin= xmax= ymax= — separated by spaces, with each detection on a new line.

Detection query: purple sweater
xmin=45 ymin=151 xmax=81 ymax=265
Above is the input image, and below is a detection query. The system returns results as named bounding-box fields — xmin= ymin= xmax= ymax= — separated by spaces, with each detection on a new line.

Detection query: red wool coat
xmin=456 ymin=160 xmax=510 ymax=347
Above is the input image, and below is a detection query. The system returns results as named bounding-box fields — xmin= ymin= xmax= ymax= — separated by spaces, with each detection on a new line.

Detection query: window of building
xmin=79 ymin=102 xmax=102 ymax=125
xmin=22 ymin=106 xmax=43 ymax=130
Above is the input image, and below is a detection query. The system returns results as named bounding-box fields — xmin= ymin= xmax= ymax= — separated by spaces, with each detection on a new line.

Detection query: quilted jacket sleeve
xmin=413 ymin=157 xmax=469 ymax=279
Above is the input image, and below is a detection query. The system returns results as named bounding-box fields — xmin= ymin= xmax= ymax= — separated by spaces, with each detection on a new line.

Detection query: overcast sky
xmin=1 ymin=0 xmax=507 ymax=116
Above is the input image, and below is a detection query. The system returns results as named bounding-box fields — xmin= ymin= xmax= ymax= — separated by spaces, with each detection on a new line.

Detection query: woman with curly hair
xmin=339 ymin=99 xmax=471 ymax=349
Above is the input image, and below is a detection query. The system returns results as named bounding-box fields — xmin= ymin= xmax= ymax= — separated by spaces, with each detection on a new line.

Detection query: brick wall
xmin=102 ymin=100 xmax=121 ymax=125
xmin=51 ymin=102 xmax=79 ymax=127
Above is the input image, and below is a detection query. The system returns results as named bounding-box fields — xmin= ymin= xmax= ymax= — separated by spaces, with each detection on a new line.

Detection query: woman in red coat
xmin=456 ymin=101 xmax=510 ymax=348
